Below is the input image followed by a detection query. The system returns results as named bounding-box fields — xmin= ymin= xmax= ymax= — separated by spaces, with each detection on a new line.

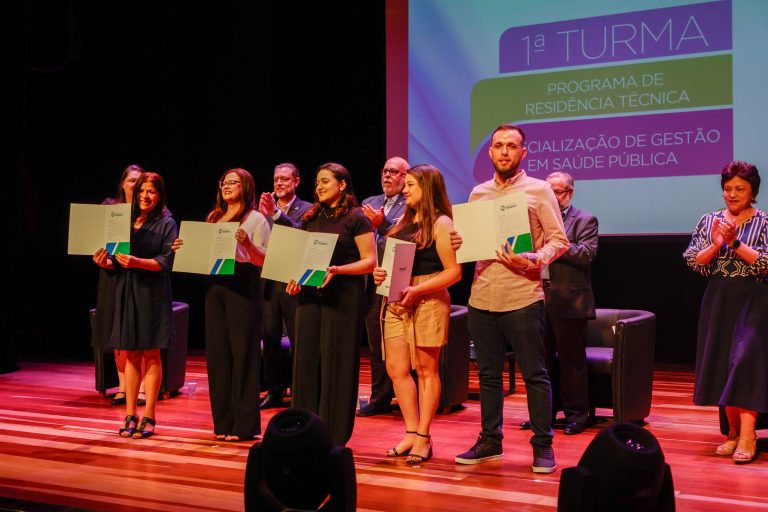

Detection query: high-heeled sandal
xmin=733 ymin=435 xmax=758 ymax=464
xmin=715 ymin=432 xmax=739 ymax=455
xmin=132 ymin=417 xmax=156 ymax=439
xmin=387 ymin=431 xmax=417 ymax=457
xmin=111 ymin=392 xmax=127 ymax=406
xmin=119 ymin=415 xmax=138 ymax=437
xmin=406 ymin=432 xmax=433 ymax=465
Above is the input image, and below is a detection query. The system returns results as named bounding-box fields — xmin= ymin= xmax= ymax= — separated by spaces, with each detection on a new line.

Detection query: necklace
xmin=725 ymin=207 xmax=754 ymax=226
xmin=320 ymin=208 xmax=335 ymax=219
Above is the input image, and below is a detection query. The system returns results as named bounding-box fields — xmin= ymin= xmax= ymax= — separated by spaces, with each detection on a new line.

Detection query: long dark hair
xmin=206 ymin=168 xmax=257 ymax=223
xmin=387 ymin=164 xmax=452 ymax=249
xmin=131 ymin=172 xmax=169 ymax=222
xmin=105 ymin=164 xmax=143 ymax=205
xmin=303 ymin=162 xmax=359 ymax=221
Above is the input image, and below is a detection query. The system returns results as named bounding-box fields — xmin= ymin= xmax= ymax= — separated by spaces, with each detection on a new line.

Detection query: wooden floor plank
xmin=1 ymin=355 xmax=767 ymax=511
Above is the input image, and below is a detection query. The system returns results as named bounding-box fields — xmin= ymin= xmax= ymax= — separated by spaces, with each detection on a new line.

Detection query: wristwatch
xmin=731 ymin=239 xmax=741 ymax=250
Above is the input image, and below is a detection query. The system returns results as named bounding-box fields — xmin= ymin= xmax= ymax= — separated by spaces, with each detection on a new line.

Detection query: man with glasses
xmin=258 ymin=163 xmax=313 ymax=409
xmin=538 ymin=171 xmax=598 ymax=435
xmin=356 ymin=157 xmax=409 ymax=416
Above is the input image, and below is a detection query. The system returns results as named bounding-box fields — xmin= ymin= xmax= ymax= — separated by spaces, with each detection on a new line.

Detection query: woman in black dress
xmin=96 ymin=172 xmax=177 ymax=438
xmin=286 ymin=162 xmax=376 ymax=445
xmin=684 ymin=161 xmax=768 ymax=463
xmin=92 ymin=164 xmax=144 ymax=406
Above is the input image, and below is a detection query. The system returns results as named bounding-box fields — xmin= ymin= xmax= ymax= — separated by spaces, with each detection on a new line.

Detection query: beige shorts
xmin=382 ymin=272 xmax=450 ymax=367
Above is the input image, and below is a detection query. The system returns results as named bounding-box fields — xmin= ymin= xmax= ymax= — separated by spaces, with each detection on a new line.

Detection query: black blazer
xmin=362 ymin=192 xmax=406 ymax=262
xmin=546 ymin=205 xmax=598 ymax=319
xmin=270 ymin=196 xmax=313 ymax=228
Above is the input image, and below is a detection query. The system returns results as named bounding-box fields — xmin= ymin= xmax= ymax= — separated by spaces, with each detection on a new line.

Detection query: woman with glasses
xmin=174 ymin=168 xmax=270 ymax=441
xmin=95 ymin=172 xmax=177 ymax=438
xmin=286 ymin=162 xmax=376 ymax=445
xmin=372 ymin=165 xmax=461 ymax=464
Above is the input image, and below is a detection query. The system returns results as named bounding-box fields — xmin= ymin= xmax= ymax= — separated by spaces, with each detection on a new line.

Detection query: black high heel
xmin=119 ymin=415 xmax=138 ymax=437
xmin=387 ymin=431 xmax=417 ymax=457
xmin=132 ymin=417 xmax=156 ymax=439
xmin=406 ymin=432 xmax=433 ymax=465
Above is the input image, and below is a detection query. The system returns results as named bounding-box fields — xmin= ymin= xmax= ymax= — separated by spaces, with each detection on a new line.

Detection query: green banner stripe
xmin=471 ymin=54 xmax=732 ymax=149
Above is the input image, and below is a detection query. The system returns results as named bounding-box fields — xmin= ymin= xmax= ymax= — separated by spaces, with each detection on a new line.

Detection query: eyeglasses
xmin=381 ymin=168 xmax=404 ymax=177
xmin=552 ymin=188 xmax=573 ymax=195
xmin=219 ymin=180 xmax=242 ymax=188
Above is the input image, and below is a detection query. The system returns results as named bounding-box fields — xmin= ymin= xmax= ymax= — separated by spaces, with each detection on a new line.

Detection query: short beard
xmin=495 ymin=166 xmax=519 ymax=182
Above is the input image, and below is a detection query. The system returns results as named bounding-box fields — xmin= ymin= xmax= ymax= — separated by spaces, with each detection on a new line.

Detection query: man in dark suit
xmin=258 ymin=163 xmax=313 ymax=408
xmin=542 ymin=171 xmax=598 ymax=434
xmin=356 ymin=156 xmax=409 ymax=416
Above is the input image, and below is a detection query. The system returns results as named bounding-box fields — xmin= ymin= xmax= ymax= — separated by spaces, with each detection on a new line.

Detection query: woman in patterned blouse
xmin=683 ymin=160 xmax=768 ymax=464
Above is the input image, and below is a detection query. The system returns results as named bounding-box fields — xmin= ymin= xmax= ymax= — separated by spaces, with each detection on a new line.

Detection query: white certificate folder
xmin=261 ymin=224 xmax=339 ymax=286
xmin=453 ymin=191 xmax=532 ymax=263
xmin=172 ymin=221 xmax=238 ymax=275
xmin=376 ymin=238 xmax=416 ymax=301
xmin=67 ymin=203 xmax=131 ymax=256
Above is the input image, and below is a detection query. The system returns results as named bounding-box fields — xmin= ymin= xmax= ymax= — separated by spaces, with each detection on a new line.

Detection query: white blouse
xmin=235 ymin=209 xmax=271 ymax=264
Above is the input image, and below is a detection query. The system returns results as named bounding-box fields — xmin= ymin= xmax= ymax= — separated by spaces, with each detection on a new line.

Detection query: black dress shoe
xmin=259 ymin=393 xmax=284 ymax=409
xmin=355 ymin=401 xmax=392 ymax=417
xmin=563 ymin=422 xmax=586 ymax=435
xmin=519 ymin=420 xmax=531 ymax=430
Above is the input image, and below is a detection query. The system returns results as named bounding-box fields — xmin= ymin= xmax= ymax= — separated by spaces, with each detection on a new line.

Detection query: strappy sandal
xmin=214 ymin=434 xmax=227 ymax=441
xmin=387 ymin=431 xmax=417 ymax=457
xmin=119 ymin=415 xmax=138 ymax=437
xmin=132 ymin=417 xmax=156 ymax=439
xmin=406 ymin=432 xmax=433 ymax=465
xmin=715 ymin=432 xmax=739 ymax=455
xmin=733 ymin=435 xmax=758 ymax=464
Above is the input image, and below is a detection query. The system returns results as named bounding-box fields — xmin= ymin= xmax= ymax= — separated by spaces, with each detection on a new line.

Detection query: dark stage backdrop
xmin=3 ymin=1 xmax=704 ymax=367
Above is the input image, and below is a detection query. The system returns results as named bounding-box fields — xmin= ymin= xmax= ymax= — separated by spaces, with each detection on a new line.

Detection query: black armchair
xmin=91 ymin=301 xmax=189 ymax=399
xmin=586 ymin=309 xmax=656 ymax=424
xmin=436 ymin=305 xmax=470 ymax=413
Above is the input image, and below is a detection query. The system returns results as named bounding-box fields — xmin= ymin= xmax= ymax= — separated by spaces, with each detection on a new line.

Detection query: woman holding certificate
xmin=684 ymin=160 xmax=768 ymax=464
xmin=94 ymin=172 xmax=177 ymax=438
xmin=92 ymin=165 xmax=146 ymax=407
xmin=371 ymin=164 xmax=461 ymax=464
xmin=174 ymin=168 xmax=270 ymax=441
xmin=286 ymin=162 xmax=376 ymax=445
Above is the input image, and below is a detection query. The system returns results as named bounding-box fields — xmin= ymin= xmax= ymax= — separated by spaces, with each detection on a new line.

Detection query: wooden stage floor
xmin=1 ymin=353 xmax=767 ymax=511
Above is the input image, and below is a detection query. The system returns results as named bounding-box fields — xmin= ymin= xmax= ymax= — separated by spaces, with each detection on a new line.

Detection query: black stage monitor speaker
xmin=244 ymin=407 xmax=356 ymax=512
xmin=558 ymin=422 xmax=675 ymax=512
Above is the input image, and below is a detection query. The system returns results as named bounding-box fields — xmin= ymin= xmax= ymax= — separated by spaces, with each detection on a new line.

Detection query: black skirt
xmin=694 ymin=276 xmax=768 ymax=412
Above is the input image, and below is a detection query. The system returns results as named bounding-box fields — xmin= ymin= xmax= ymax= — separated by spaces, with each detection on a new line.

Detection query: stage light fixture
xmin=558 ymin=422 xmax=675 ymax=512
xmin=244 ymin=407 xmax=356 ymax=511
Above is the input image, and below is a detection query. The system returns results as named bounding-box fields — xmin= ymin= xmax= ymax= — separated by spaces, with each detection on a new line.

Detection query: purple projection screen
xmin=387 ymin=0 xmax=768 ymax=234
